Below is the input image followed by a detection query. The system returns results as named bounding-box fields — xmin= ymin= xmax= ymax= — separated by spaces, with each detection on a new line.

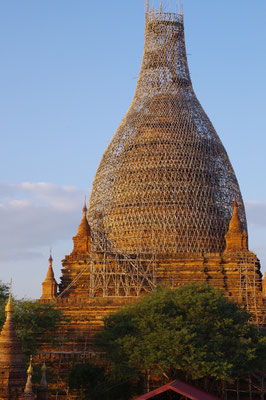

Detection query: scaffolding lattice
xmin=237 ymin=252 xmax=265 ymax=327
xmin=89 ymin=228 xmax=156 ymax=297
xmin=88 ymin=8 xmax=246 ymax=260
xmin=86 ymin=6 xmax=247 ymax=297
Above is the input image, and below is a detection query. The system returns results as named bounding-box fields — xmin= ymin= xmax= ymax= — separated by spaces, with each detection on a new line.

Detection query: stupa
xmin=40 ymin=3 xmax=265 ymax=379
xmin=57 ymin=3 xmax=264 ymax=308
xmin=0 ymin=290 xmax=26 ymax=399
xmin=88 ymin=8 xmax=246 ymax=256
xmin=38 ymin=3 xmax=265 ymax=397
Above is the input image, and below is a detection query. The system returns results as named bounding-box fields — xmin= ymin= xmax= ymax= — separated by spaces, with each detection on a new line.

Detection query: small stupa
xmin=0 ymin=283 xmax=26 ymax=399
xmin=225 ymin=199 xmax=248 ymax=252
xmin=22 ymin=356 xmax=35 ymax=400
xmin=71 ymin=200 xmax=91 ymax=255
xmin=41 ymin=253 xmax=58 ymax=301
xmin=37 ymin=362 xmax=48 ymax=400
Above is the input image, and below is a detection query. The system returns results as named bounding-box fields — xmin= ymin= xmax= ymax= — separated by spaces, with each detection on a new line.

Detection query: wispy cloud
xmin=0 ymin=187 xmax=265 ymax=284
xmin=0 ymin=182 xmax=87 ymax=262
xmin=245 ymin=201 xmax=266 ymax=229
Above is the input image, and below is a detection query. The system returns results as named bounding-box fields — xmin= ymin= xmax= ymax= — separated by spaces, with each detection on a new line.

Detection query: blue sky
xmin=0 ymin=0 xmax=265 ymax=298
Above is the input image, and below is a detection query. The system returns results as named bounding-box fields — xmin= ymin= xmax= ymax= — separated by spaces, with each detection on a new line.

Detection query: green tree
xmin=95 ymin=284 xmax=266 ymax=386
xmin=0 ymin=286 xmax=65 ymax=359
xmin=0 ymin=281 xmax=9 ymax=302
xmin=69 ymin=363 xmax=105 ymax=399
xmin=13 ymin=300 xmax=66 ymax=358
xmin=68 ymin=362 xmax=141 ymax=400
xmin=0 ymin=281 xmax=10 ymax=326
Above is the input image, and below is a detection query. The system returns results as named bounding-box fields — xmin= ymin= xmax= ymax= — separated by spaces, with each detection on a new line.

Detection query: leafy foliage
xmin=69 ymin=363 xmax=105 ymax=398
xmin=0 ymin=281 xmax=9 ymax=302
xmin=0 ymin=281 xmax=10 ymax=327
xmin=13 ymin=300 xmax=65 ymax=358
xmin=68 ymin=362 xmax=140 ymax=400
xmin=95 ymin=284 xmax=266 ymax=384
xmin=0 ymin=284 xmax=65 ymax=359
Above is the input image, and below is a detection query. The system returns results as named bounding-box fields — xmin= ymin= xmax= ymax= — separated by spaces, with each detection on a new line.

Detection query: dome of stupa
xmin=88 ymin=9 xmax=246 ymax=255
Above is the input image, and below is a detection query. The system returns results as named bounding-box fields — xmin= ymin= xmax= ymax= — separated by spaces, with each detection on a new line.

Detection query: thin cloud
xmin=0 ymin=182 xmax=87 ymax=262
xmin=0 ymin=182 xmax=83 ymax=211
xmin=245 ymin=201 xmax=266 ymax=229
xmin=0 ymin=188 xmax=265 ymax=269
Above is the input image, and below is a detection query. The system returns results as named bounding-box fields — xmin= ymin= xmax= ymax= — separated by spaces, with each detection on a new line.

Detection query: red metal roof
xmin=134 ymin=379 xmax=221 ymax=400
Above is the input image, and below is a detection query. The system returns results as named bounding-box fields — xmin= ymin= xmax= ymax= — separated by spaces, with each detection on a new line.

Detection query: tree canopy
xmin=0 ymin=281 xmax=9 ymax=302
xmin=0 ymin=281 xmax=65 ymax=359
xmin=68 ymin=362 xmax=138 ymax=400
xmin=95 ymin=284 xmax=266 ymax=384
xmin=0 ymin=281 xmax=10 ymax=326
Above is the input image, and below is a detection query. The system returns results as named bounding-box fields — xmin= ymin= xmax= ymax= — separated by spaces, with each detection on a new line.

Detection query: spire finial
xmin=225 ymin=197 xmax=247 ymax=252
xmin=27 ymin=355 xmax=33 ymax=374
xmin=178 ymin=0 xmax=183 ymax=15
xmin=5 ymin=279 xmax=14 ymax=313
xmin=24 ymin=356 xmax=34 ymax=395
xmin=83 ymin=196 xmax=87 ymax=213
xmin=145 ymin=0 xmax=149 ymax=13
xmin=41 ymin=251 xmax=57 ymax=300
xmin=46 ymin=250 xmax=55 ymax=279
xmin=49 ymin=248 xmax=53 ymax=264
xmin=40 ymin=361 xmax=48 ymax=389
xmin=41 ymin=361 xmax=47 ymax=372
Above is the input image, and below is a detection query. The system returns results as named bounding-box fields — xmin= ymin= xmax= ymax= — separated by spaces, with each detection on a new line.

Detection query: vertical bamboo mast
xmin=178 ymin=0 xmax=183 ymax=15
xmin=145 ymin=0 xmax=149 ymax=13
